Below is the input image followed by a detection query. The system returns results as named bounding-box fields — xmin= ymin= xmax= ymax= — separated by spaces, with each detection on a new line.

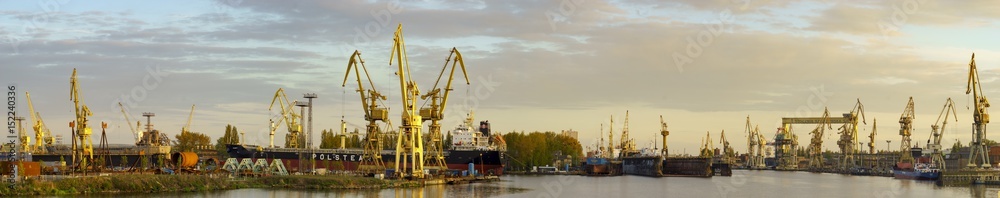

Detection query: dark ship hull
xmin=226 ymin=144 xmax=505 ymax=175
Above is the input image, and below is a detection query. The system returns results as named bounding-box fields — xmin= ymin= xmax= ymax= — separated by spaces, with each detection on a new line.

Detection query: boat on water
xmin=227 ymin=119 xmax=507 ymax=175
xmin=25 ymin=129 xmax=174 ymax=169
xmin=893 ymin=163 xmax=940 ymax=180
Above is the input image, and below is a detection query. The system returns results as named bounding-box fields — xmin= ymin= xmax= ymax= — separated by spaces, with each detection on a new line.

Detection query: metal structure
xmin=389 ymin=24 xmax=425 ymax=179
xmin=699 ymin=131 xmax=713 ymax=158
xmin=182 ymin=105 xmax=195 ymax=135
xmin=966 ymin=53 xmax=991 ymax=169
xmin=806 ymin=108 xmax=832 ymax=169
xmin=26 ymin=92 xmax=53 ymax=153
xmin=836 ymin=99 xmax=866 ymax=169
xmin=342 ymin=49 xmax=389 ymax=174
xmin=927 ymin=98 xmax=957 ymax=169
xmin=868 ymin=119 xmax=877 ymax=154
xmin=619 ymin=111 xmax=637 ymax=157
xmin=118 ymin=102 xmax=143 ymax=144
xmin=660 ymin=115 xmax=668 ymax=157
xmin=745 ymin=116 xmax=766 ymax=169
xmin=69 ymin=68 xmax=95 ymax=169
xmin=898 ymin=97 xmax=915 ymax=164
xmin=269 ymin=88 xmax=302 ymax=148
xmin=419 ymin=47 xmax=470 ymax=171
xmin=608 ymin=115 xmax=614 ymax=158
xmin=719 ymin=130 xmax=735 ymax=165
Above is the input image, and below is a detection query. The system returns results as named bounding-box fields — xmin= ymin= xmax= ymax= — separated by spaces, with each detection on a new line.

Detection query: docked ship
xmin=26 ymin=128 xmax=174 ymax=169
xmin=893 ymin=148 xmax=940 ymax=180
xmin=227 ymin=119 xmax=507 ymax=175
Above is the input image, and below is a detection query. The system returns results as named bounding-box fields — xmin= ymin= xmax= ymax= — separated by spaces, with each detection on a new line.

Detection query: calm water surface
xmin=68 ymin=170 xmax=1000 ymax=198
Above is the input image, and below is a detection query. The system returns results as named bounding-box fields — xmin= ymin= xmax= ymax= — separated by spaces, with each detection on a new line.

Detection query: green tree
xmin=215 ymin=124 xmax=241 ymax=159
xmin=953 ymin=140 xmax=963 ymax=153
xmin=320 ymin=129 xmax=336 ymax=149
xmin=444 ymin=132 xmax=453 ymax=150
xmin=984 ymin=139 xmax=998 ymax=147
xmin=174 ymin=131 xmax=211 ymax=152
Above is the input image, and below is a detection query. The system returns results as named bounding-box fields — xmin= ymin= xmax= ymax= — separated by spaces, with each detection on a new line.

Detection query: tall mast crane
xmin=754 ymin=125 xmax=767 ymax=169
xmin=868 ymin=119 xmax=877 ymax=155
xmin=389 ymin=24 xmax=425 ymax=179
xmin=898 ymin=97 xmax=915 ymax=164
xmin=117 ymin=102 xmax=143 ymax=145
xmin=966 ymin=53 xmax=991 ymax=169
xmin=342 ymin=50 xmax=389 ymax=174
xmin=270 ymin=88 xmax=302 ymax=148
xmin=720 ymin=130 xmax=735 ymax=165
xmin=69 ymin=68 xmax=94 ymax=169
xmin=620 ymin=111 xmax=637 ymax=157
xmin=608 ymin=115 xmax=614 ymax=158
xmin=745 ymin=116 xmax=755 ymax=168
xmin=928 ymin=98 xmax=957 ymax=169
xmin=699 ymin=131 xmax=714 ymax=158
xmin=660 ymin=115 xmax=669 ymax=157
xmin=807 ymin=108 xmax=832 ymax=169
xmin=837 ymin=99 xmax=866 ymax=170
xmin=182 ymin=105 xmax=195 ymax=135
xmin=420 ymin=47 xmax=470 ymax=171
xmin=26 ymin=92 xmax=53 ymax=153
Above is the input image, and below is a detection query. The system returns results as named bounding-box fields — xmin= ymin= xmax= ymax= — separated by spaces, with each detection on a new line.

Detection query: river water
xmin=73 ymin=170 xmax=1000 ymax=198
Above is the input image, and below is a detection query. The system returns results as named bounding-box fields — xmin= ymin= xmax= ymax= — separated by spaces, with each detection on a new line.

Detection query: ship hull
xmin=893 ymin=169 xmax=939 ymax=180
xmin=226 ymin=144 xmax=504 ymax=175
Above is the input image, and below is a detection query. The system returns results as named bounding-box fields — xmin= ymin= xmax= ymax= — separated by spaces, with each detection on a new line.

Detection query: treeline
xmin=503 ymin=131 xmax=583 ymax=170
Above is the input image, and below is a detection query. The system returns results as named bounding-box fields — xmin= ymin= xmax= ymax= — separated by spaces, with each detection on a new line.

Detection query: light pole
xmin=885 ymin=140 xmax=892 ymax=153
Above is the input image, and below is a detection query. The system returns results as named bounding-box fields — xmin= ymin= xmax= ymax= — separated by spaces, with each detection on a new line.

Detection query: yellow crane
xmin=69 ymin=68 xmax=94 ymax=169
xmin=182 ymin=104 xmax=195 ymax=135
xmin=117 ymin=102 xmax=143 ymax=145
xmin=745 ymin=116 xmax=755 ymax=168
xmin=699 ymin=131 xmax=713 ymax=158
xmin=927 ymin=98 xmax=957 ymax=169
xmin=868 ymin=119 xmax=877 ymax=155
xmin=619 ymin=111 xmax=637 ymax=157
xmin=898 ymin=97 xmax=915 ymax=164
xmin=966 ymin=53 xmax=991 ymax=169
xmin=753 ymin=125 xmax=767 ymax=169
xmin=269 ymin=88 xmax=302 ymax=148
xmin=420 ymin=47 xmax=470 ymax=171
xmin=608 ymin=115 xmax=614 ymax=158
xmin=720 ymin=130 xmax=735 ymax=165
xmin=26 ymin=92 xmax=54 ymax=153
xmin=836 ymin=99 xmax=866 ymax=170
xmin=342 ymin=49 xmax=389 ymax=174
xmin=389 ymin=24 xmax=425 ymax=179
xmin=660 ymin=115 xmax=668 ymax=157
xmin=806 ymin=108 xmax=832 ymax=169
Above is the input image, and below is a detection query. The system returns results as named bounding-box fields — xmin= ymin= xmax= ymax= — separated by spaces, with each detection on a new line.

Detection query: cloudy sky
xmin=3 ymin=0 xmax=1000 ymax=155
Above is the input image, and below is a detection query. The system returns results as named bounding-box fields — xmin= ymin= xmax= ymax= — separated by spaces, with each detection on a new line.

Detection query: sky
xmin=2 ymin=0 xmax=1000 ymax=155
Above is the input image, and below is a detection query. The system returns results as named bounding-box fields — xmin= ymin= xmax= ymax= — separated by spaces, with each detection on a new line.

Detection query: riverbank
xmin=0 ymin=174 xmax=425 ymax=196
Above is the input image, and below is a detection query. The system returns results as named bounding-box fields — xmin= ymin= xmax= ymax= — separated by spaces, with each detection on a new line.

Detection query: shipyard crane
xmin=807 ymin=108 xmax=832 ymax=169
xmin=778 ymin=102 xmax=862 ymax=171
xmin=389 ymin=24 xmax=425 ymax=179
xmin=342 ymin=49 xmax=389 ymax=174
xmin=928 ymin=98 xmax=957 ymax=169
xmin=720 ymin=130 xmax=736 ymax=165
xmin=182 ymin=105 xmax=195 ymax=135
xmin=26 ymin=92 xmax=54 ymax=153
xmin=117 ymin=102 xmax=143 ymax=144
xmin=868 ymin=119 xmax=877 ymax=155
xmin=269 ymin=88 xmax=302 ymax=148
xmin=660 ymin=115 xmax=669 ymax=157
xmin=608 ymin=115 xmax=615 ymax=158
xmin=753 ymin=126 xmax=767 ymax=169
xmin=419 ymin=47 xmax=471 ymax=171
xmin=837 ymin=99 xmax=866 ymax=169
xmin=619 ymin=111 xmax=638 ymax=157
xmin=699 ymin=131 xmax=714 ymax=158
xmin=966 ymin=53 xmax=991 ymax=168
xmin=69 ymin=68 xmax=94 ymax=168
xmin=745 ymin=116 xmax=755 ymax=168
xmin=898 ymin=97 xmax=915 ymax=164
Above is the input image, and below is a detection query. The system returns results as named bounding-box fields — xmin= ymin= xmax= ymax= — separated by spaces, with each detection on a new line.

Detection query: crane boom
xmin=183 ymin=104 xmax=195 ymax=134
xmin=898 ymin=97 xmax=915 ymax=164
xmin=342 ymin=49 xmax=389 ymax=174
xmin=270 ymin=88 xmax=302 ymax=148
xmin=26 ymin=91 xmax=52 ymax=153
xmin=117 ymin=102 xmax=142 ymax=144
xmin=70 ymin=68 xmax=94 ymax=168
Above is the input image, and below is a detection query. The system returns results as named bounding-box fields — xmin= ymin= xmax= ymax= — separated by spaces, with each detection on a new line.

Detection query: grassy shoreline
xmin=0 ymin=174 xmax=421 ymax=196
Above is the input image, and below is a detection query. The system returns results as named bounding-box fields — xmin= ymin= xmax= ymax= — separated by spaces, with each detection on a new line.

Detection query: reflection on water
xmin=51 ymin=171 xmax=1000 ymax=198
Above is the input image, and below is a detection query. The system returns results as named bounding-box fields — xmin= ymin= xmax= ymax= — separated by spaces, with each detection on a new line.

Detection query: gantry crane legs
xmin=807 ymin=108 xmax=832 ymax=170
xmin=837 ymin=99 xmax=866 ymax=170
xmin=342 ymin=50 xmax=389 ymax=174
